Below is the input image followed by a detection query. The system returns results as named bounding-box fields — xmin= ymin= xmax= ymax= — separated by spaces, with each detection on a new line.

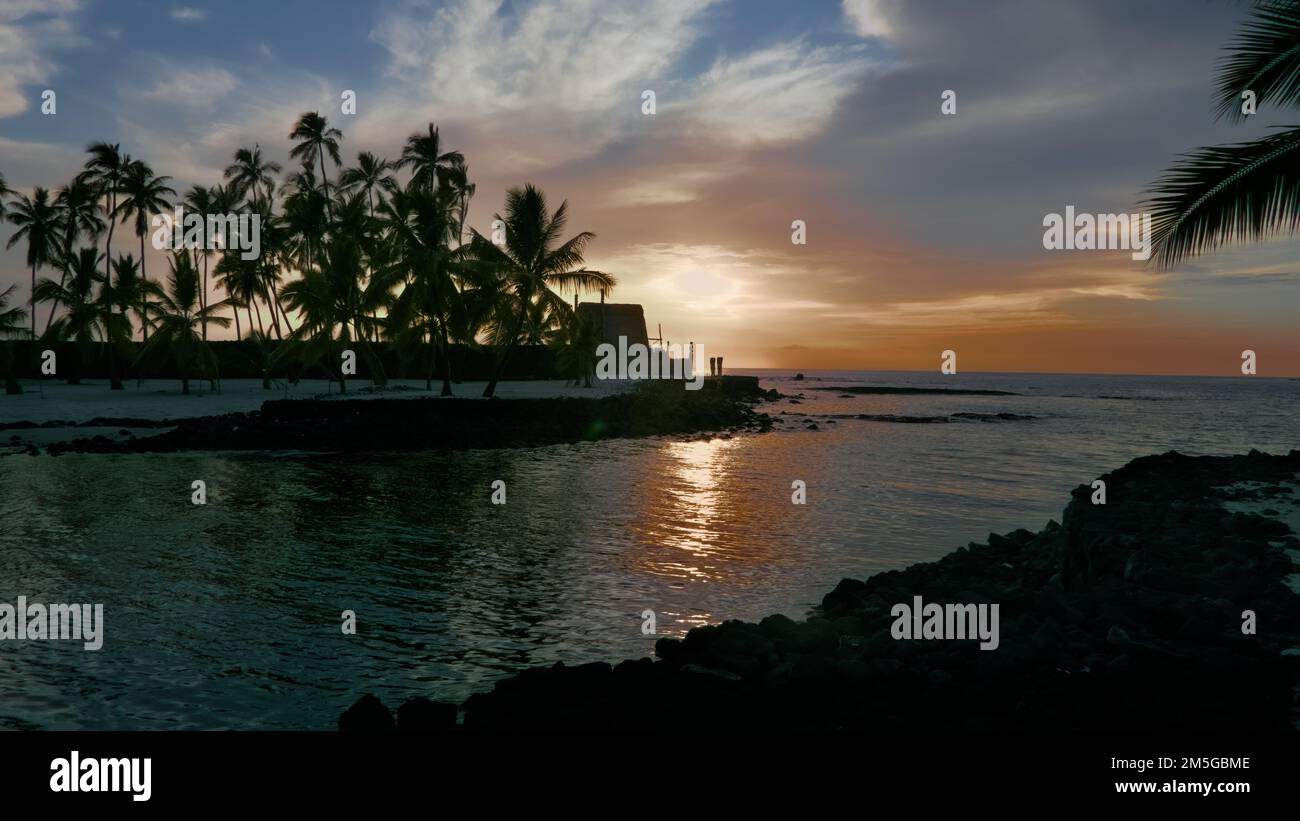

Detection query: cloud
xmin=0 ymin=0 xmax=84 ymax=118
xmin=0 ymin=134 xmax=85 ymax=189
xmin=842 ymin=0 xmax=896 ymax=39
xmin=363 ymin=0 xmax=873 ymax=170
xmin=169 ymin=7 xmax=207 ymax=23
xmin=680 ymin=40 xmax=874 ymax=146
xmin=134 ymin=63 xmax=239 ymax=110
xmin=602 ymin=168 xmax=731 ymax=208
xmin=109 ymin=56 xmax=336 ymax=189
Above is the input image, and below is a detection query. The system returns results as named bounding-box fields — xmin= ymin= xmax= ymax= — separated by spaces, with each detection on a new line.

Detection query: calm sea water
xmin=2 ymin=370 xmax=1298 ymax=729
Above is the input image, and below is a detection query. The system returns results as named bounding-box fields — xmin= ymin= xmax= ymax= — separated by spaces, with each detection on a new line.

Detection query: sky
xmin=2 ymin=0 xmax=1299 ymax=375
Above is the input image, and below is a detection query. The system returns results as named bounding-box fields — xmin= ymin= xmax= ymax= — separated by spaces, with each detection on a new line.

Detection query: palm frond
xmin=1144 ymin=125 xmax=1300 ymax=267
xmin=1216 ymin=0 xmax=1300 ymax=121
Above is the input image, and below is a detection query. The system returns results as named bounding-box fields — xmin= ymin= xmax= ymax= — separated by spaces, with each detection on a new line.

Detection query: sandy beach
xmin=0 ymin=377 xmax=636 ymax=427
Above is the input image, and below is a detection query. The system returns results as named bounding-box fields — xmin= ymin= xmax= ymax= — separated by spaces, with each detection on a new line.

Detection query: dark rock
xmin=397 ymin=697 xmax=457 ymax=731
xmin=338 ymin=694 xmax=396 ymax=732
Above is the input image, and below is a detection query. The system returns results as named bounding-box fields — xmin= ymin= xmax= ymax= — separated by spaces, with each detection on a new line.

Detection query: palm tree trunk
xmin=30 ymin=264 xmax=36 ymax=339
xmin=482 ymin=289 xmax=531 ymax=398
xmin=438 ymin=316 xmax=453 ymax=396
xmin=426 ymin=320 xmax=435 ymax=392
xmin=275 ymin=292 xmax=294 ymax=334
xmin=139 ymin=232 xmax=149 ymax=343
xmin=43 ymin=272 xmax=67 ymax=335
xmin=200 ymin=251 xmax=208 ymax=341
xmin=44 ymin=232 xmax=78 ymax=335
xmin=267 ymin=290 xmax=283 ymax=339
xmin=335 ymin=334 xmax=347 ymax=395
xmin=104 ymin=193 xmax=123 ymax=390
xmin=318 ymin=147 xmax=333 ymax=222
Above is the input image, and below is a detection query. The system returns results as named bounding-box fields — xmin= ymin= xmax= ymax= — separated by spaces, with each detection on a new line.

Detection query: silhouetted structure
xmin=576 ymin=302 xmax=649 ymax=348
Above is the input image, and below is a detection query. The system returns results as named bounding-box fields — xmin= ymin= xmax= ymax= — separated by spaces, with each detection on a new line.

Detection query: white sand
xmin=0 ymin=377 xmax=635 ymax=426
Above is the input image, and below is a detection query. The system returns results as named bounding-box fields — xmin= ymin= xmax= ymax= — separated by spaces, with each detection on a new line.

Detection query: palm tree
xmin=94 ymin=253 xmax=148 ymax=381
xmin=1148 ymin=0 xmax=1300 ymax=266
xmin=255 ymin=208 xmax=292 ymax=339
xmin=78 ymin=142 xmax=129 ymax=389
xmin=5 ymin=187 xmax=64 ymax=338
xmin=224 ymin=144 xmax=282 ymax=212
xmin=340 ymin=152 xmax=398 ymax=220
xmin=138 ymin=251 xmax=230 ymax=394
xmin=0 ymin=283 xmax=26 ymax=335
xmin=282 ymin=163 xmax=328 ymax=274
xmin=280 ymin=234 xmax=368 ymax=393
xmin=48 ymin=180 xmax=105 ymax=333
xmin=183 ymin=185 xmax=216 ymax=339
xmin=340 ymin=155 xmax=395 ymax=337
xmin=116 ymin=159 xmax=175 ymax=341
xmin=205 ymin=182 xmax=251 ymax=336
xmin=0 ymin=284 xmax=28 ymax=394
xmin=288 ymin=111 xmax=342 ymax=221
xmin=552 ymin=309 xmax=602 ymax=387
xmin=443 ymin=159 xmax=476 ymax=246
xmin=398 ymin=124 xmax=463 ymax=195
xmin=382 ymin=186 xmax=463 ymax=393
xmin=462 ymin=184 xmax=615 ymax=397
xmin=216 ymin=252 xmax=262 ymax=340
xmin=35 ymin=247 xmax=104 ymax=382
xmin=0 ymin=170 xmax=10 ymax=220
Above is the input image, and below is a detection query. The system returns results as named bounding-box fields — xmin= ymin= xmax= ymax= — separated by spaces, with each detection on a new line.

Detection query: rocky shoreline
xmin=340 ymin=449 xmax=1300 ymax=732
xmin=8 ymin=377 xmax=775 ymax=456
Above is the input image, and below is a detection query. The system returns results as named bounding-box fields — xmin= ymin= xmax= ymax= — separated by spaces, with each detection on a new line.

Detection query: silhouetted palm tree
xmin=289 ymin=111 xmax=342 ymax=221
xmin=381 ymin=186 xmax=463 ymax=393
xmin=78 ymin=142 xmax=129 ymax=389
xmin=281 ymin=234 xmax=369 ymax=393
xmin=463 ymin=184 xmax=614 ymax=397
xmin=399 ymin=124 xmax=463 ymax=195
xmin=48 ymin=180 xmax=105 ymax=333
xmin=282 ymin=163 xmax=328 ymax=274
xmin=1148 ymin=0 xmax=1300 ymax=266
xmin=0 ymin=284 xmax=28 ymax=394
xmin=36 ymin=247 xmax=104 ymax=382
xmin=224 ymin=144 xmax=282 ymax=212
xmin=216 ymin=252 xmax=262 ymax=340
xmin=443 ymin=159 xmax=476 ymax=246
xmin=116 ymin=159 xmax=175 ymax=341
xmin=552 ymin=309 xmax=602 ymax=387
xmin=183 ymin=185 xmax=215 ymax=339
xmin=5 ymin=187 xmax=64 ymax=338
xmin=138 ymin=251 xmax=230 ymax=394
xmin=92 ymin=253 xmax=148 ymax=380
xmin=340 ymin=152 xmax=398 ymax=220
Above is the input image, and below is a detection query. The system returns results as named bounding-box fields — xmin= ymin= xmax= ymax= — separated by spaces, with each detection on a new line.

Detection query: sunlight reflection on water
xmin=2 ymin=371 xmax=1298 ymax=728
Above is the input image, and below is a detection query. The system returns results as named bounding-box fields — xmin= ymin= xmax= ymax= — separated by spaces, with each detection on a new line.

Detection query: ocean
xmin=1 ymin=369 xmax=1297 ymax=728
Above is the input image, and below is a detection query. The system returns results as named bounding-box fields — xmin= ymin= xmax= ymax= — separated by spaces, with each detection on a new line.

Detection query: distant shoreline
xmin=4 ymin=377 xmax=776 ymax=456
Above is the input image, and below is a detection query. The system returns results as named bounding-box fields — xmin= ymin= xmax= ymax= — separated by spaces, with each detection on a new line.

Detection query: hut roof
xmin=576 ymin=302 xmax=650 ymax=347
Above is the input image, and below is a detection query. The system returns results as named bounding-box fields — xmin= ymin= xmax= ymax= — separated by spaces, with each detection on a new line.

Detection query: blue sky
xmin=3 ymin=0 xmax=1299 ymax=374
